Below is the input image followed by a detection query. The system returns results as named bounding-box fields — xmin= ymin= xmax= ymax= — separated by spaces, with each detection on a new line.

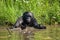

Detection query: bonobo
xmin=13 ymin=12 xmax=46 ymax=30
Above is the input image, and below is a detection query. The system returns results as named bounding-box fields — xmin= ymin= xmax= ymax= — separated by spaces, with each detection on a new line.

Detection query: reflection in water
xmin=0 ymin=26 xmax=35 ymax=40
xmin=0 ymin=25 xmax=60 ymax=40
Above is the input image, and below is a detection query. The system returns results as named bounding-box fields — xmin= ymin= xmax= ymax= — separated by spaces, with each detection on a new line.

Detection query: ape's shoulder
xmin=17 ymin=16 xmax=23 ymax=21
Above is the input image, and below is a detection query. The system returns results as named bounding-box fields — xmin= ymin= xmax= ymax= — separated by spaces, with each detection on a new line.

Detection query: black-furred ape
xmin=13 ymin=12 xmax=46 ymax=30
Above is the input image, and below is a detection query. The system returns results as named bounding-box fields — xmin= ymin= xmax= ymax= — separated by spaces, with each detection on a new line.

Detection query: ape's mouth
xmin=26 ymin=19 xmax=31 ymax=22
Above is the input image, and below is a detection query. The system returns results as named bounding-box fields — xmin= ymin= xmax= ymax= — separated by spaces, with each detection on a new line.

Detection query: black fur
xmin=14 ymin=12 xmax=46 ymax=30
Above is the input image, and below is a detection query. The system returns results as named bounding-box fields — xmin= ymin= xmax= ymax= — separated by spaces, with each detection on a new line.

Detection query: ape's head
xmin=23 ymin=12 xmax=34 ymax=23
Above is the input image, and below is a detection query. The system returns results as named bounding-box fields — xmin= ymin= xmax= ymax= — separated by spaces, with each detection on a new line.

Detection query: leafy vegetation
xmin=0 ymin=0 xmax=60 ymax=25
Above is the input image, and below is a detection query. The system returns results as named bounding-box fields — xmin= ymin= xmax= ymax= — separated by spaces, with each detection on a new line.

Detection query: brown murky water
xmin=0 ymin=25 xmax=42 ymax=40
xmin=0 ymin=25 xmax=60 ymax=40
xmin=12 ymin=27 xmax=41 ymax=40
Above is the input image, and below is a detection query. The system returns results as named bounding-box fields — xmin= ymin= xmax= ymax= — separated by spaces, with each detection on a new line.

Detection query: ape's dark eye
xmin=26 ymin=15 xmax=31 ymax=17
xmin=29 ymin=16 xmax=31 ymax=17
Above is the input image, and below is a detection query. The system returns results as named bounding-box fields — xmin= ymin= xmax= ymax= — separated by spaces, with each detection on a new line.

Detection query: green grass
xmin=0 ymin=0 xmax=60 ymax=25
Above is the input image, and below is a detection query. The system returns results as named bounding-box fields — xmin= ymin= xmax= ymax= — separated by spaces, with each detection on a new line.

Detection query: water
xmin=0 ymin=25 xmax=60 ymax=40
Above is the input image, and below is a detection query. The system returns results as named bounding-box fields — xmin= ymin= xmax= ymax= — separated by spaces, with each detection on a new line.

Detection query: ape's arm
xmin=32 ymin=18 xmax=46 ymax=29
xmin=13 ymin=16 xmax=23 ymax=28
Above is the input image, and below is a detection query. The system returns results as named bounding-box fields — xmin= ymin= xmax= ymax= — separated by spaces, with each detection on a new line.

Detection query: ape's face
xmin=25 ymin=16 xmax=31 ymax=23
xmin=24 ymin=13 xmax=32 ymax=23
xmin=23 ymin=12 xmax=33 ymax=23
